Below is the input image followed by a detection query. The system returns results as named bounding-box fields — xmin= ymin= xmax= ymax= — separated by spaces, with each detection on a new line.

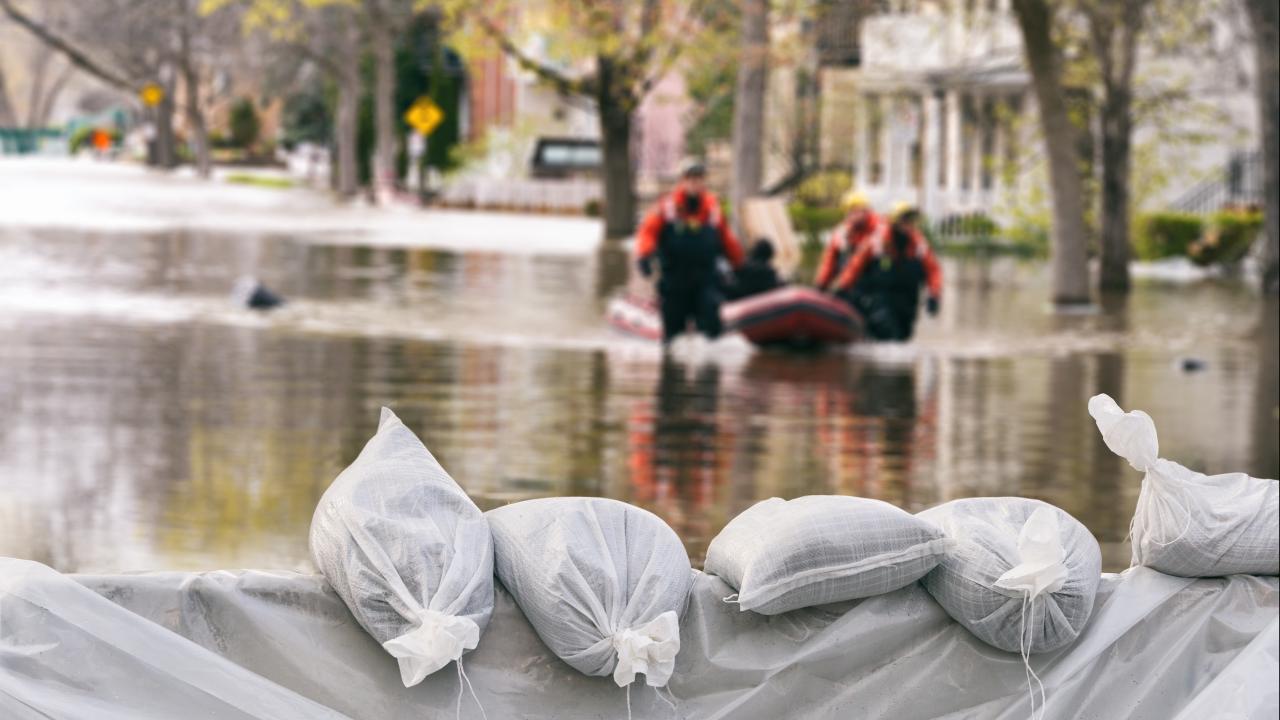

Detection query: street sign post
xmin=139 ymin=83 xmax=165 ymax=108
xmin=404 ymin=97 xmax=444 ymax=195
xmin=403 ymin=96 xmax=443 ymax=136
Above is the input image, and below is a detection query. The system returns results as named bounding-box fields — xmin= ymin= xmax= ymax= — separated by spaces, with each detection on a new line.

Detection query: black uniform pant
xmin=843 ymin=289 xmax=919 ymax=341
xmin=659 ymin=280 xmax=723 ymax=342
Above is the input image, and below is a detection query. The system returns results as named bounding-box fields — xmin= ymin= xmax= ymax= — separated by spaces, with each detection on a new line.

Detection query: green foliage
xmin=788 ymin=202 xmax=844 ymax=245
xmin=934 ymin=212 xmax=1000 ymax=238
xmin=357 ymin=17 xmax=465 ymax=185
xmin=583 ymin=198 xmax=601 ymax=217
xmin=281 ymin=85 xmax=332 ymax=150
xmin=792 ymin=170 xmax=852 ymax=208
xmin=224 ymin=173 xmax=295 ymax=189
xmin=999 ymin=219 xmax=1051 ymax=258
xmin=228 ymin=98 xmax=261 ymax=149
xmin=682 ymin=0 xmax=739 ymax=157
xmin=1189 ymin=209 xmax=1263 ymax=266
xmin=1133 ymin=212 xmax=1204 ymax=260
xmin=67 ymin=126 xmax=120 ymax=153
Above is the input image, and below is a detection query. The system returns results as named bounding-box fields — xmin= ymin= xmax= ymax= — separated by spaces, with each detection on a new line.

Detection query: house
xmin=843 ymin=0 xmax=1258 ymax=222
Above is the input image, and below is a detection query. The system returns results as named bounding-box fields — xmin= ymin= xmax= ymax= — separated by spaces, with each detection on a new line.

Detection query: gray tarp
xmin=1 ymin=557 xmax=1277 ymax=719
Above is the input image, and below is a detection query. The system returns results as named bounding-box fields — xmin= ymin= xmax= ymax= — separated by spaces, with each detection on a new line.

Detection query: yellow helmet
xmin=841 ymin=190 xmax=869 ymax=212
xmin=889 ymin=201 xmax=918 ymax=221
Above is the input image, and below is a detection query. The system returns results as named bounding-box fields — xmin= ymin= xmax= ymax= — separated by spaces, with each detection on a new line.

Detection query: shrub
xmin=583 ymin=198 xmax=601 ymax=217
xmin=68 ymin=126 xmax=120 ymax=153
xmin=1189 ymin=209 xmax=1263 ymax=267
xmin=1133 ymin=212 xmax=1204 ymax=261
xmin=793 ymin=169 xmax=853 ymax=208
xmin=228 ymin=98 xmax=260 ymax=150
xmin=788 ymin=202 xmax=845 ymax=245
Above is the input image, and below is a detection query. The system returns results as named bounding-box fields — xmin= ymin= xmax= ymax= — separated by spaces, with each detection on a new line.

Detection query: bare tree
xmin=730 ymin=0 xmax=768 ymax=233
xmin=367 ymin=0 xmax=416 ymax=201
xmin=1012 ymin=0 xmax=1092 ymax=305
xmin=1083 ymin=0 xmax=1149 ymax=294
xmin=1244 ymin=0 xmax=1278 ymax=294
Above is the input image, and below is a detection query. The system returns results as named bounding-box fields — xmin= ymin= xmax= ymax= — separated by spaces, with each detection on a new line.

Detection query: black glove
xmin=926 ymin=296 xmax=940 ymax=317
xmin=637 ymin=255 xmax=654 ymax=278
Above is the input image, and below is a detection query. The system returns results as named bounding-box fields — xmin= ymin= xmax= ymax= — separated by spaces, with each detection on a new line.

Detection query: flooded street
xmin=1 ymin=167 xmax=1276 ymax=575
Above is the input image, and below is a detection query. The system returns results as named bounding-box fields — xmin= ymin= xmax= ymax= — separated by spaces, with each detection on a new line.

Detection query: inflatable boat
xmin=722 ymin=286 xmax=863 ymax=348
xmin=607 ymin=286 xmax=863 ymax=348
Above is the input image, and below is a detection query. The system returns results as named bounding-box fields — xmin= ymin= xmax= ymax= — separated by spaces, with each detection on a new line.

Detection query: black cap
xmin=681 ymin=160 xmax=707 ymax=178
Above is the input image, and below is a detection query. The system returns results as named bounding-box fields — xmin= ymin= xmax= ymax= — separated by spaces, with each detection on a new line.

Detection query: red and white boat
xmin=607 ymin=286 xmax=863 ymax=348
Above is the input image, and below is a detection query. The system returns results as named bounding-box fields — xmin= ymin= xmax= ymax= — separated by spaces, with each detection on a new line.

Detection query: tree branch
xmin=474 ymin=12 xmax=597 ymax=97
xmin=0 ymin=0 xmax=135 ymax=91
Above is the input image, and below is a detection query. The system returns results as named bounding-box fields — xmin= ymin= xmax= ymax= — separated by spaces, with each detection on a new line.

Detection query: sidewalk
xmin=0 ymin=158 xmax=605 ymax=255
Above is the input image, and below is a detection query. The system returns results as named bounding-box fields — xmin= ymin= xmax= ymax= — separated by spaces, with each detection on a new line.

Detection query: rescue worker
xmin=726 ymin=239 xmax=784 ymax=300
xmin=831 ymin=202 xmax=942 ymax=341
xmin=636 ymin=161 xmax=744 ymax=343
xmin=814 ymin=190 xmax=883 ymax=291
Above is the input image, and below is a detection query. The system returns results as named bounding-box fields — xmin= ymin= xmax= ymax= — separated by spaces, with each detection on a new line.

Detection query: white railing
xmin=439 ymin=177 xmax=602 ymax=213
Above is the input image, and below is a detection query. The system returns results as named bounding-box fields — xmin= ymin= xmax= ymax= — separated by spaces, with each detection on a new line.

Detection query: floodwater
xmin=0 ymin=224 xmax=1276 ymax=574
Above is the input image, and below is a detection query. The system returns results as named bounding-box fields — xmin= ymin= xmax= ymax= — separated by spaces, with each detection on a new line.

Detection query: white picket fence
xmin=439 ymin=177 xmax=601 ymax=213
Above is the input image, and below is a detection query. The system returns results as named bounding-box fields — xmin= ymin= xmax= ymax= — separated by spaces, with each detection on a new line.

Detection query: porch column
xmin=855 ymin=92 xmax=870 ymax=189
xmin=923 ymin=90 xmax=942 ymax=217
xmin=945 ymin=89 xmax=962 ymax=195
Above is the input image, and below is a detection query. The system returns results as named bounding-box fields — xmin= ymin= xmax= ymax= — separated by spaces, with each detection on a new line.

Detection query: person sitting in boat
xmin=635 ymin=160 xmax=744 ymax=343
xmin=814 ymin=190 xmax=883 ymax=291
xmin=727 ymin=239 xmax=785 ymax=300
xmin=831 ymin=202 xmax=942 ymax=341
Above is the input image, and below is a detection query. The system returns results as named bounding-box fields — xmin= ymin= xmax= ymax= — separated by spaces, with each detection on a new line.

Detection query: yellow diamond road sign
xmin=139 ymin=83 xmax=165 ymax=107
xmin=404 ymin=97 xmax=443 ymax=136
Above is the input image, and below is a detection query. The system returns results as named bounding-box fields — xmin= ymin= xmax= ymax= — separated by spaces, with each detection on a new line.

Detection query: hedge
xmin=1133 ymin=212 xmax=1204 ymax=261
xmin=1189 ymin=210 xmax=1263 ymax=266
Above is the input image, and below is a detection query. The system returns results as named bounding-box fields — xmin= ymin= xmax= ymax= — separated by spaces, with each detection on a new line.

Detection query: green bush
xmin=583 ymin=198 xmax=601 ymax=217
xmin=793 ymin=170 xmax=853 ymax=208
xmin=228 ymin=98 xmax=260 ymax=150
xmin=68 ymin=126 xmax=120 ymax=153
xmin=225 ymin=173 xmax=294 ymax=189
xmin=1133 ymin=212 xmax=1204 ymax=260
xmin=1189 ymin=209 xmax=1263 ymax=266
xmin=788 ymin=202 xmax=845 ymax=245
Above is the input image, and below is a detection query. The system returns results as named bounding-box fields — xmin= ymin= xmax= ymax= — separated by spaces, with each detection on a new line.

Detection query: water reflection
xmin=0 ymin=228 xmax=1276 ymax=573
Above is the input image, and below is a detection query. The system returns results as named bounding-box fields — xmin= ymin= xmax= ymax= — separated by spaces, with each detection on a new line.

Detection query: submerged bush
xmin=1133 ymin=212 xmax=1204 ymax=260
xmin=1189 ymin=209 xmax=1263 ymax=267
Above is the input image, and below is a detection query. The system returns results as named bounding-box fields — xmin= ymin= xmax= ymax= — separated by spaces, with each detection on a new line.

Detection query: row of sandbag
xmin=307 ymin=395 xmax=1279 ymax=695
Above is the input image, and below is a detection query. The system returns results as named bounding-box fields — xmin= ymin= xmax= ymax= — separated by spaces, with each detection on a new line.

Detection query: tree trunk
xmin=730 ymin=0 xmax=769 ymax=234
xmin=0 ymin=64 xmax=16 ymax=125
xmin=180 ymin=62 xmax=211 ymax=178
xmin=597 ymin=57 xmax=637 ymax=239
xmin=335 ymin=60 xmax=361 ymax=198
xmin=1012 ymin=0 xmax=1092 ymax=305
xmin=1245 ymin=0 xmax=1279 ymax=295
xmin=372 ymin=21 xmax=397 ymax=202
xmin=152 ymin=87 xmax=178 ymax=169
xmin=1097 ymin=91 xmax=1132 ymax=292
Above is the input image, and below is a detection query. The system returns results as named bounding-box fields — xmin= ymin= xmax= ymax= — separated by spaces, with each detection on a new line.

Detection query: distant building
xmin=842 ymin=0 xmax=1257 ymax=220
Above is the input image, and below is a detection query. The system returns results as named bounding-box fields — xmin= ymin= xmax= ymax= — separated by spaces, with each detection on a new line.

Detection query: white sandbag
xmin=1089 ymin=393 xmax=1280 ymax=577
xmin=309 ymin=407 xmax=494 ymax=687
xmin=704 ymin=495 xmax=950 ymax=615
xmin=486 ymin=497 xmax=693 ymax=688
xmin=919 ymin=497 xmax=1102 ymax=654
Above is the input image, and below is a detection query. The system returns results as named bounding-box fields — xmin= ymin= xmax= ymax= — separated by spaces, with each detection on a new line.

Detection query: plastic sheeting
xmin=1 ymin=556 xmax=1276 ymax=719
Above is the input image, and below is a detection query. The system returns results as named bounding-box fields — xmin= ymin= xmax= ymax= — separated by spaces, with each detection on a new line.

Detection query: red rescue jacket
xmin=815 ymin=211 xmax=883 ymax=289
xmin=635 ymin=185 xmax=744 ymax=268
xmin=835 ymin=226 xmax=943 ymax=297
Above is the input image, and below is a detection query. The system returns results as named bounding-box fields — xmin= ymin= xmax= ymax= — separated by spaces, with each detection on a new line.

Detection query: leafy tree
xmin=445 ymin=0 xmax=715 ymax=237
